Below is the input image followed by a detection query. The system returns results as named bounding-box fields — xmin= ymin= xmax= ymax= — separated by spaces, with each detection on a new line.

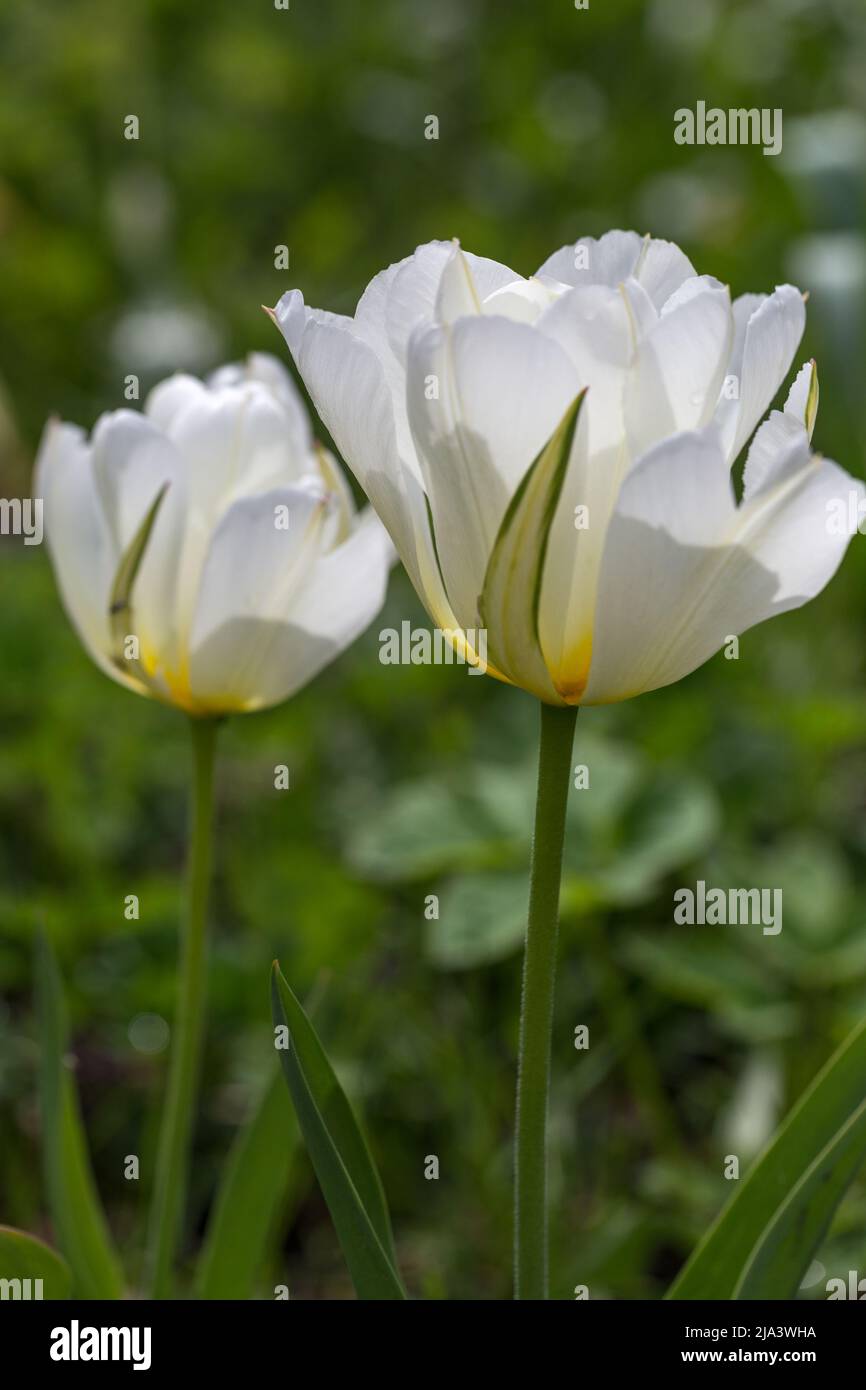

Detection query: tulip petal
xmin=144 ymin=373 xmax=209 ymax=435
xmin=535 ymin=283 xmax=634 ymax=454
xmin=742 ymin=361 xmax=818 ymax=501
xmin=189 ymin=496 xmax=389 ymax=712
xmin=274 ymin=290 xmax=464 ymax=643
xmin=535 ymin=230 xmax=696 ymax=309
xmin=479 ymin=392 xmax=587 ymax=702
xmin=406 ymin=314 xmax=580 ymax=629
xmin=34 ymin=421 xmax=117 ymax=672
xmin=206 ymin=351 xmax=314 ymax=460
xmin=90 ymin=410 xmax=188 ymax=678
xmin=188 ymin=485 xmax=329 ymax=710
xmin=108 ymin=481 xmax=170 ymax=686
xmin=584 ymin=429 xmax=862 ymax=704
xmin=715 ymin=286 xmax=806 ymax=463
xmin=356 ymin=241 xmax=516 ymax=368
xmin=255 ymin=507 xmax=391 ymax=706
xmin=625 ymin=280 xmax=733 ymax=457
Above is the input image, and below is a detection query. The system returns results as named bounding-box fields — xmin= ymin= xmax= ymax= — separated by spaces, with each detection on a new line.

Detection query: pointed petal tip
xmin=261 ymin=304 xmax=277 ymax=321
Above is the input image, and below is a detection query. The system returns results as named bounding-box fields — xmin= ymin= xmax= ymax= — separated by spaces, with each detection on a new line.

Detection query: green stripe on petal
xmin=478 ymin=390 xmax=587 ymax=702
xmin=805 ymin=360 xmax=819 ymax=439
xmin=108 ymin=482 xmax=169 ymax=682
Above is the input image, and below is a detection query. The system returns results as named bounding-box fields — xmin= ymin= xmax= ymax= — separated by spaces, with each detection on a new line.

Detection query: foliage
xmin=2 ymin=0 xmax=866 ymax=1299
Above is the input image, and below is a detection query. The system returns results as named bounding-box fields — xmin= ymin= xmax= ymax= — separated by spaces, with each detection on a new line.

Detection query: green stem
xmin=514 ymin=700 xmax=577 ymax=1300
xmin=147 ymin=715 xmax=219 ymax=1298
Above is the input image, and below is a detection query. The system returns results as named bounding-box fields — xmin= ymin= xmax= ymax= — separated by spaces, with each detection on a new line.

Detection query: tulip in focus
xmin=272 ymin=232 xmax=866 ymax=1300
xmin=273 ymin=231 xmax=863 ymax=705
xmin=36 ymin=353 xmax=390 ymax=715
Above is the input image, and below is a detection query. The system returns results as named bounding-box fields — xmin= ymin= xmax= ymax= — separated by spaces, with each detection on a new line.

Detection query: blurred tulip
xmin=36 ymin=353 xmax=390 ymax=715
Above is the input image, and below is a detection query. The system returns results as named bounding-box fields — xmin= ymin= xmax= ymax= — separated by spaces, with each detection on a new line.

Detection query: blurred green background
xmin=2 ymin=0 xmax=866 ymax=1299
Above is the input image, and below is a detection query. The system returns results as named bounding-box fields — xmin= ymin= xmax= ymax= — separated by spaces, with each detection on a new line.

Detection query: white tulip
xmin=273 ymin=231 xmax=863 ymax=705
xmin=36 ymin=352 xmax=391 ymax=715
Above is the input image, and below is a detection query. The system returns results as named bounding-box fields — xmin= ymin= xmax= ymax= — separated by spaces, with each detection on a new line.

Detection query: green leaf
xmin=347 ymin=777 xmax=514 ymax=882
xmin=196 ymin=1064 xmax=299 ymax=1299
xmin=270 ymin=963 xmax=406 ymax=1300
xmin=479 ymin=389 xmax=587 ymax=700
xmin=667 ymin=1015 xmax=866 ymax=1299
xmin=36 ymin=932 xmax=124 ymax=1300
xmin=0 ymin=1226 xmax=72 ymax=1299
xmin=108 ymin=482 xmax=169 ymax=678
xmin=427 ymin=873 xmax=528 ymax=970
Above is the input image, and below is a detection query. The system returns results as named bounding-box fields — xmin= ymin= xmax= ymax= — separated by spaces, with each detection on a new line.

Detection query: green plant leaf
xmin=36 ymin=932 xmax=124 ymax=1300
xmin=196 ymin=1064 xmax=299 ymax=1300
xmin=270 ymin=963 xmax=405 ymax=1300
xmin=346 ymin=777 xmax=509 ymax=882
xmin=0 ymin=1226 xmax=72 ymax=1299
xmin=427 ymin=872 xmax=528 ymax=970
xmin=667 ymin=1015 xmax=866 ymax=1299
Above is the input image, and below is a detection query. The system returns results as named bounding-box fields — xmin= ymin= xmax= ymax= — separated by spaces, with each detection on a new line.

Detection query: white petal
xmin=783 ymin=359 xmax=818 ymax=436
xmin=206 ymin=351 xmax=313 ymax=458
xmin=188 ymin=485 xmax=329 ymax=709
xmin=535 ymin=230 xmax=695 ymax=309
xmin=742 ymin=362 xmax=819 ymax=502
xmin=89 ymin=409 xmax=187 ymax=670
xmin=144 ymin=373 xmax=208 ymax=434
xmin=258 ymin=506 xmax=391 ymax=706
xmin=189 ymin=495 xmax=388 ymax=711
xmin=714 ymin=286 xmax=806 ymax=463
xmin=358 ymin=241 xmax=516 ymax=368
xmin=482 ymin=276 xmax=566 ymax=324
xmin=624 ymin=280 xmax=733 ymax=457
xmin=535 ymin=283 xmax=634 ymax=454
xmin=34 ymin=420 xmax=116 ymax=671
xmin=636 ymin=236 xmax=700 ymax=308
xmin=90 ymin=409 xmax=180 ymax=552
xmin=585 ymin=429 xmax=862 ymax=703
xmin=406 ymin=315 xmax=579 ymax=628
xmin=274 ymin=291 xmax=461 ymax=636
xmin=536 ymin=229 xmax=645 ymax=289
xmin=579 ymin=432 xmax=732 ymax=703
xmin=435 ymin=244 xmax=483 ymax=323
xmin=166 ymin=379 xmax=310 ymax=511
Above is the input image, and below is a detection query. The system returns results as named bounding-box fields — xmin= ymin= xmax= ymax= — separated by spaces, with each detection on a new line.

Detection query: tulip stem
xmin=515 ymin=700 xmax=577 ymax=1300
xmin=147 ymin=715 xmax=219 ymax=1298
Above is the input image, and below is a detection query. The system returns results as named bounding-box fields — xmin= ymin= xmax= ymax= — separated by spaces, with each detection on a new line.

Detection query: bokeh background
xmin=2 ymin=0 xmax=866 ymax=1299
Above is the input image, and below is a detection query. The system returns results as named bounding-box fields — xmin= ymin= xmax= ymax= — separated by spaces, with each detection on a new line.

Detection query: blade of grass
xmin=270 ymin=963 xmax=405 ymax=1300
xmin=668 ymin=1016 xmax=866 ymax=1299
xmin=36 ymin=931 xmax=124 ymax=1299
xmin=195 ymin=1064 xmax=298 ymax=1299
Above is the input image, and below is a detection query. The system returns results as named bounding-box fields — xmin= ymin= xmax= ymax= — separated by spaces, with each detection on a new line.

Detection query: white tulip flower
xmin=272 ymin=231 xmax=863 ymax=705
xmin=35 ymin=352 xmax=390 ymax=715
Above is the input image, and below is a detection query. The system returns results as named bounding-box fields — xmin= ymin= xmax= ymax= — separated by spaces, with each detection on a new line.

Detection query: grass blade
xmin=270 ymin=962 xmax=405 ymax=1300
xmin=196 ymin=1064 xmax=299 ymax=1299
xmin=36 ymin=932 xmax=124 ymax=1299
xmin=668 ymin=1016 xmax=866 ymax=1299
